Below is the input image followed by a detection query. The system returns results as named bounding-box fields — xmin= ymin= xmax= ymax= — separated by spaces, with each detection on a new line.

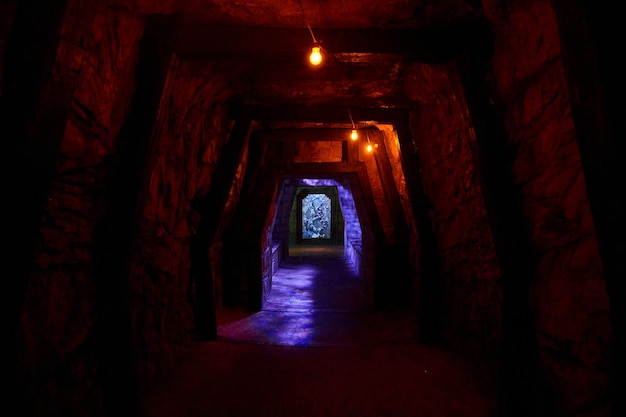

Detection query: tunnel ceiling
xmin=153 ymin=0 xmax=483 ymax=28
xmin=139 ymin=0 xmax=493 ymax=231
xmin=147 ymin=0 xmax=490 ymax=124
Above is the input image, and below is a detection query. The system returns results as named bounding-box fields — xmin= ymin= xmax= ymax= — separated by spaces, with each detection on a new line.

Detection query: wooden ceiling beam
xmin=243 ymin=96 xmax=414 ymax=110
xmin=163 ymin=18 xmax=492 ymax=63
xmin=288 ymin=161 xmax=365 ymax=175
xmin=245 ymin=103 xmax=410 ymax=125
xmin=253 ymin=127 xmax=381 ymax=142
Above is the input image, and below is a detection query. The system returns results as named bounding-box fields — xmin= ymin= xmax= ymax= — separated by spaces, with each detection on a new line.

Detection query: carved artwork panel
xmin=302 ymin=193 xmax=331 ymax=239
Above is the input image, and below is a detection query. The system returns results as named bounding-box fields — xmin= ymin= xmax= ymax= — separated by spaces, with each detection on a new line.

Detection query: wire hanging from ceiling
xmin=297 ymin=0 xmax=324 ymax=65
xmin=366 ymin=129 xmax=373 ymax=153
xmin=348 ymin=108 xmax=358 ymax=140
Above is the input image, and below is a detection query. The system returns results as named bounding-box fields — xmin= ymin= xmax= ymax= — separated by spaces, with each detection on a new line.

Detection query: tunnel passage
xmin=271 ymin=178 xmax=362 ymax=272
xmin=217 ymin=171 xmax=415 ymax=346
xmin=220 ymin=123 xmax=415 ymax=319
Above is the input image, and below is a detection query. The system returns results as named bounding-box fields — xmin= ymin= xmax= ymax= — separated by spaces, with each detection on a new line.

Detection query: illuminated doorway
xmin=294 ymin=186 xmax=343 ymax=246
xmin=301 ymin=192 xmax=331 ymax=240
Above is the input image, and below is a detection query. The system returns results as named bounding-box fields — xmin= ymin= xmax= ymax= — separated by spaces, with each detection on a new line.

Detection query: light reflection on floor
xmin=246 ymin=313 xmax=316 ymax=346
xmin=217 ymin=246 xmax=416 ymax=346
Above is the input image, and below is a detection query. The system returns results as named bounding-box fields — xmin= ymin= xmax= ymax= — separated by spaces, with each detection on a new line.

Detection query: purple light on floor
xmin=249 ymin=313 xmax=315 ymax=346
xmin=263 ymin=265 xmax=323 ymax=311
xmin=248 ymin=264 xmax=328 ymax=345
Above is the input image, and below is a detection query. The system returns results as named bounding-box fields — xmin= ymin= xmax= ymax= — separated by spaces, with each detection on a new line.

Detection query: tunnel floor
xmin=141 ymin=246 xmax=498 ymax=417
xmin=216 ymin=244 xmax=416 ymax=346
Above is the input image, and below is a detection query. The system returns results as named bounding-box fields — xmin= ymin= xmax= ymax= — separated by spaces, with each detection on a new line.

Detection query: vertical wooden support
xmin=394 ymin=115 xmax=444 ymax=342
xmin=190 ymin=107 xmax=252 ymax=339
xmin=372 ymin=128 xmax=411 ymax=307
xmin=92 ymin=20 xmax=170 ymax=416
xmin=456 ymin=39 xmax=539 ymax=415
xmin=223 ymin=137 xmax=281 ymax=310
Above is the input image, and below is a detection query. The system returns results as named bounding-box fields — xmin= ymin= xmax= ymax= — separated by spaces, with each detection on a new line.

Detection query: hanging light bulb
xmin=299 ymin=0 xmax=327 ymax=67
xmin=302 ymin=9 xmax=323 ymax=67
xmin=309 ymin=42 xmax=322 ymax=66
xmin=348 ymin=108 xmax=358 ymax=140
xmin=366 ymin=130 xmax=374 ymax=153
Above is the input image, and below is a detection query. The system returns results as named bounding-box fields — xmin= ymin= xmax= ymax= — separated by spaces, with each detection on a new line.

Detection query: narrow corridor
xmin=141 ymin=247 xmax=498 ymax=417
xmin=217 ymin=244 xmax=414 ymax=346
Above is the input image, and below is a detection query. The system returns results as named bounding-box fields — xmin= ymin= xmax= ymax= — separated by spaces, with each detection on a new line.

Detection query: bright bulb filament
xmin=310 ymin=46 xmax=322 ymax=65
xmin=366 ymin=143 xmax=373 ymax=153
xmin=351 ymin=129 xmax=358 ymax=140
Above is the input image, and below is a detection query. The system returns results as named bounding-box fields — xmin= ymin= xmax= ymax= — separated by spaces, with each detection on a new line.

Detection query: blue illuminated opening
xmin=302 ymin=193 xmax=331 ymax=240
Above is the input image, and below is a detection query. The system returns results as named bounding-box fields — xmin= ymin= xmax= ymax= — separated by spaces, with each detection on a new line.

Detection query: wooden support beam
xmin=248 ymin=103 xmax=408 ymax=125
xmin=457 ymin=43 xmax=537 ymax=417
xmin=190 ymin=112 xmax=252 ymax=337
xmin=354 ymin=161 xmax=388 ymax=246
xmin=254 ymin=127 xmax=380 ymax=142
xmin=371 ymin=129 xmax=409 ymax=243
xmin=288 ymin=161 xmax=366 ymax=175
xmin=221 ymin=135 xmax=271 ymax=308
xmin=393 ymin=114 xmax=444 ymax=340
xmin=165 ymin=19 xmax=492 ymax=64
xmin=190 ymin=115 xmax=252 ymax=242
xmin=246 ymin=96 xmax=415 ymax=110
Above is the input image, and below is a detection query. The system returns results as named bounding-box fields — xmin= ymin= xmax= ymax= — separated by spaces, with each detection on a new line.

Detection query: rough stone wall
xmin=261 ymin=191 xmax=279 ymax=306
xmin=17 ymin=5 xmax=144 ymax=416
xmin=335 ymin=180 xmax=362 ymax=247
xmin=272 ymin=179 xmax=298 ymax=253
xmin=405 ymin=62 xmax=503 ymax=355
xmin=127 ymin=56 xmax=236 ymax=391
xmin=335 ymin=179 xmax=365 ymax=276
xmin=484 ymin=1 xmax=612 ymax=414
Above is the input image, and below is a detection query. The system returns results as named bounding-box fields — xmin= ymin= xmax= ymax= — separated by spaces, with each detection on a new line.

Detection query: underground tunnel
xmin=3 ymin=1 xmax=624 ymax=417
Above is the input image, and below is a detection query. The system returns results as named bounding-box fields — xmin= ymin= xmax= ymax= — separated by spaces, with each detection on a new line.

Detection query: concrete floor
xmin=141 ymin=245 xmax=498 ymax=417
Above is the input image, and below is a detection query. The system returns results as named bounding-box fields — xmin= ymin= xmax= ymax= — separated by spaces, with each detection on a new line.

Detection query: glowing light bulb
xmin=366 ymin=143 xmax=373 ymax=153
xmin=350 ymin=129 xmax=358 ymax=140
xmin=309 ymin=45 xmax=322 ymax=65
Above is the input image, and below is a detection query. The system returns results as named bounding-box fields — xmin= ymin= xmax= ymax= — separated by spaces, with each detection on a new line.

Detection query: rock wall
xmin=17 ymin=5 xmax=145 ymax=416
xmin=485 ymin=1 xmax=612 ymax=415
